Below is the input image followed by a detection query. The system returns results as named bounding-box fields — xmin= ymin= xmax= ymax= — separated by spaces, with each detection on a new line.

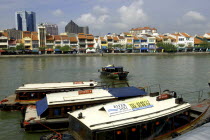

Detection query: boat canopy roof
xmin=103 ymin=66 xmax=123 ymax=69
xmin=36 ymin=87 xmax=147 ymax=116
xmin=68 ymin=96 xmax=191 ymax=131
xmin=16 ymin=81 xmax=98 ymax=92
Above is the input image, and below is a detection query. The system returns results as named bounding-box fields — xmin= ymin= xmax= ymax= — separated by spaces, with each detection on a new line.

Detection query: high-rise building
xmin=38 ymin=24 xmax=46 ymax=47
xmin=15 ymin=11 xmax=36 ymax=32
xmin=4 ymin=28 xmax=22 ymax=40
xmin=65 ymin=20 xmax=89 ymax=34
xmin=42 ymin=23 xmax=58 ymax=35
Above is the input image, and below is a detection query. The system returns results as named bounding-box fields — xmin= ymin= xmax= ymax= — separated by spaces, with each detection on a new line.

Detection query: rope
xmin=29 ymin=117 xmax=62 ymax=140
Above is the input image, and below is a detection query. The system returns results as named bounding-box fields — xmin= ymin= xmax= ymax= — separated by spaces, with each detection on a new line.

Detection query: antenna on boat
xmin=78 ymin=112 xmax=83 ymax=119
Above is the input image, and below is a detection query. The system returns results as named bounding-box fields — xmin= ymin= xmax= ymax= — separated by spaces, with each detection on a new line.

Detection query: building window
xmin=179 ymin=38 xmax=184 ymax=41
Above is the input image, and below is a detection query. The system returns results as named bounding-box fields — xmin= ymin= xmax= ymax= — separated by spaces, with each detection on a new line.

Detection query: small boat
xmin=0 ymin=80 xmax=98 ymax=111
xmin=99 ymin=65 xmax=129 ymax=80
xmin=21 ymin=86 xmax=147 ymax=132
xmin=66 ymin=90 xmax=210 ymax=140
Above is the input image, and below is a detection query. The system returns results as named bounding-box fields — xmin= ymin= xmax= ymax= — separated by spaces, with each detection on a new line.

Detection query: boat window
xmin=53 ymin=108 xmax=61 ymax=117
xmin=126 ymin=126 xmax=139 ymax=140
xmin=174 ymin=113 xmax=190 ymax=129
xmin=140 ymin=123 xmax=152 ymax=139
xmin=115 ymin=129 xmax=126 ymax=140
xmin=96 ymin=130 xmax=114 ymax=140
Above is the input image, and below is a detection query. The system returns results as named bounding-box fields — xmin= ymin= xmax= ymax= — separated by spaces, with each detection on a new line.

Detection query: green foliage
xmin=108 ymin=44 xmax=113 ymax=49
xmin=55 ymin=46 xmax=61 ymax=49
xmin=39 ymin=47 xmax=46 ymax=51
xmin=178 ymin=44 xmax=185 ymax=47
xmin=113 ymin=44 xmax=123 ymax=48
xmin=8 ymin=47 xmax=16 ymax=51
xmin=157 ymin=42 xmax=177 ymax=52
xmin=16 ymin=43 xmax=24 ymax=50
xmin=126 ymin=44 xmax=133 ymax=49
xmin=199 ymin=41 xmax=210 ymax=48
xmin=61 ymin=45 xmax=70 ymax=52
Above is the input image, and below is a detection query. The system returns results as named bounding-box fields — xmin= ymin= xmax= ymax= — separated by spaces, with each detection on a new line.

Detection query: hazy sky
xmin=0 ymin=0 xmax=210 ymax=36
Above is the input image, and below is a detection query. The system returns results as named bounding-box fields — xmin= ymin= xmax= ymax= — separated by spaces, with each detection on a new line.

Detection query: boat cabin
xmin=68 ymin=92 xmax=195 ymax=140
xmin=102 ymin=66 xmax=124 ymax=73
xmin=22 ymin=87 xmax=147 ymax=131
xmin=15 ymin=81 xmax=98 ymax=102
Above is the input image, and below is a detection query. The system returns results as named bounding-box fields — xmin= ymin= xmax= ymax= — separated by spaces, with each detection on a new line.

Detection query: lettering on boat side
xmin=104 ymin=98 xmax=153 ymax=116
xmin=73 ymin=81 xmax=84 ymax=84
xmin=78 ymin=90 xmax=92 ymax=95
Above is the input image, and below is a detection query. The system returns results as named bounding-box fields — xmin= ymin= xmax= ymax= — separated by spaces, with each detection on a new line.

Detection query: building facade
xmin=65 ymin=20 xmax=89 ymax=34
xmin=42 ymin=23 xmax=58 ymax=35
xmin=15 ymin=11 xmax=36 ymax=32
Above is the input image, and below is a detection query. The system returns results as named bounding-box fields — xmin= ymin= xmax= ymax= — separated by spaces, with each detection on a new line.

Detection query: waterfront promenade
xmin=0 ymin=52 xmax=210 ymax=58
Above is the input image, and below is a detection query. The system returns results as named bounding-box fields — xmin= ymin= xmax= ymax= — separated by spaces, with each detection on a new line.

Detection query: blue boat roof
xmin=107 ymin=86 xmax=147 ymax=97
xmin=104 ymin=66 xmax=123 ymax=69
xmin=36 ymin=87 xmax=148 ymax=116
xmin=36 ymin=97 xmax=48 ymax=116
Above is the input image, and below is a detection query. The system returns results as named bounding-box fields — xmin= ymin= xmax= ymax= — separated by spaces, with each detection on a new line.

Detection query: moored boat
xmin=66 ymin=91 xmax=210 ymax=140
xmin=21 ymin=86 xmax=147 ymax=132
xmin=99 ymin=65 xmax=129 ymax=80
xmin=0 ymin=80 xmax=98 ymax=111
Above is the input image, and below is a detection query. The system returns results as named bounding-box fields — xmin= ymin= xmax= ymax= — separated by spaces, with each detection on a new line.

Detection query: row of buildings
xmin=0 ymin=26 xmax=210 ymax=53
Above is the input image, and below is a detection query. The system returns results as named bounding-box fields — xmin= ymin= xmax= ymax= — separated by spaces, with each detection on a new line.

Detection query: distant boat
xmin=0 ymin=80 xmax=98 ymax=111
xmin=99 ymin=65 xmax=129 ymax=80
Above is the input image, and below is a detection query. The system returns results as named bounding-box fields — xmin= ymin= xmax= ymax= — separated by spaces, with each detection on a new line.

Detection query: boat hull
xmin=100 ymin=71 xmax=129 ymax=80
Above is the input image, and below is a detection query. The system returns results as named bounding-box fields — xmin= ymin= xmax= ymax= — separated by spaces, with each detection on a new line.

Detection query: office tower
xmin=65 ymin=20 xmax=89 ymax=34
xmin=15 ymin=11 xmax=36 ymax=32
xmin=42 ymin=23 xmax=58 ymax=35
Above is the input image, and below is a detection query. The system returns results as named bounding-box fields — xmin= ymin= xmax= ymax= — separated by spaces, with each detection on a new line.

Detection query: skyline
xmin=0 ymin=0 xmax=210 ymax=36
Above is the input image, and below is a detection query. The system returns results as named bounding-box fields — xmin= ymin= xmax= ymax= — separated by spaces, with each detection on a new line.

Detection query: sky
xmin=0 ymin=0 xmax=210 ymax=36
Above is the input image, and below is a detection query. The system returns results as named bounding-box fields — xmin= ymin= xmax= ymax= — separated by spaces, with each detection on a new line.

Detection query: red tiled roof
xmin=100 ymin=37 xmax=106 ymax=41
xmin=180 ymin=32 xmax=191 ymax=38
xmin=113 ymin=37 xmax=119 ymax=41
xmin=32 ymin=35 xmax=38 ymax=40
xmin=118 ymin=36 xmax=125 ymax=39
xmin=78 ymin=34 xmax=86 ymax=39
xmin=194 ymin=38 xmax=204 ymax=44
xmin=131 ymin=27 xmax=157 ymax=31
xmin=54 ymin=35 xmax=61 ymax=40
xmin=61 ymin=35 xmax=69 ymax=40
xmin=23 ymin=31 xmax=31 ymax=38
xmin=107 ymin=36 xmax=112 ymax=39
xmin=46 ymin=35 xmax=54 ymax=41
xmin=70 ymin=37 xmax=77 ymax=42
xmin=86 ymin=34 xmax=94 ymax=40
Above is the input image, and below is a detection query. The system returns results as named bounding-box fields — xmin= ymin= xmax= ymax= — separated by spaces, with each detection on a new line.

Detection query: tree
xmin=39 ymin=47 xmax=46 ymax=51
xmin=16 ymin=43 xmax=25 ymax=50
xmin=55 ymin=46 xmax=61 ymax=49
xmin=126 ymin=44 xmax=133 ymax=49
xmin=157 ymin=42 xmax=177 ymax=52
xmin=61 ymin=45 xmax=70 ymax=52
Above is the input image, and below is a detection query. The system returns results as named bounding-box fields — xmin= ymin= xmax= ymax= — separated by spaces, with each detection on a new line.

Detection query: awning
xmin=107 ymin=86 xmax=147 ymax=98
xmin=157 ymin=47 xmax=163 ymax=50
xmin=55 ymin=49 xmax=61 ymax=51
xmin=36 ymin=97 xmax=48 ymax=116
xmin=32 ymin=50 xmax=39 ymax=52
xmin=46 ymin=49 xmax=54 ymax=51
xmin=102 ymin=46 xmax=107 ymax=49
xmin=0 ymin=50 xmax=6 ymax=52
xmin=141 ymin=47 xmax=148 ymax=50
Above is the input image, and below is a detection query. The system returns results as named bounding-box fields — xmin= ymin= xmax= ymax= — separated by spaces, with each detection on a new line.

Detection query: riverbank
xmin=0 ymin=52 xmax=210 ymax=58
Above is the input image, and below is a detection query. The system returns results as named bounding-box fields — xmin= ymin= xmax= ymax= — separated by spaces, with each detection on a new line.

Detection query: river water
xmin=0 ymin=54 xmax=210 ymax=140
